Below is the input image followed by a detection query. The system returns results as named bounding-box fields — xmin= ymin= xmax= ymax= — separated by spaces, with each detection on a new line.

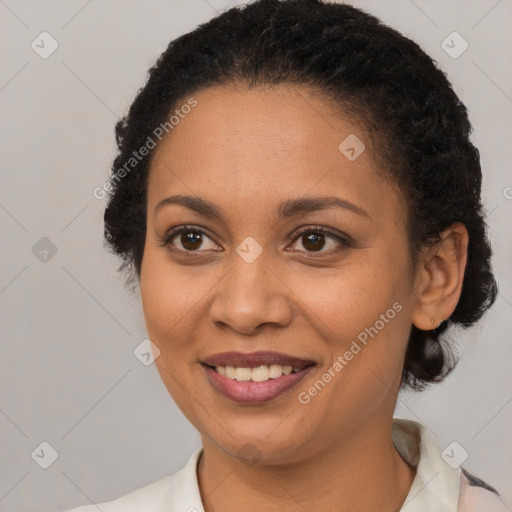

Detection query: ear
xmin=411 ymin=222 xmax=469 ymax=331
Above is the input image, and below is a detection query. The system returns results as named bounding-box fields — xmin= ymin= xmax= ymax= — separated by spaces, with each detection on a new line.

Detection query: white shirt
xmin=65 ymin=418 xmax=508 ymax=511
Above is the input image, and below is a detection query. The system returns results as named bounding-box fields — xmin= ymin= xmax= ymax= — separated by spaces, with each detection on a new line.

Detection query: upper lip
xmin=201 ymin=351 xmax=315 ymax=369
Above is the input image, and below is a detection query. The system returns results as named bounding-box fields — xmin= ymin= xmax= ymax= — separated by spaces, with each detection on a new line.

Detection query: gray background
xmin=0 ymin=0 xmax=511 ymax=510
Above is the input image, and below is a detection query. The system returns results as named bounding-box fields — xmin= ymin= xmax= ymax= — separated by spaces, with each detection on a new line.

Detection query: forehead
xmin=147 ymin=85 xmax=404 ymax=229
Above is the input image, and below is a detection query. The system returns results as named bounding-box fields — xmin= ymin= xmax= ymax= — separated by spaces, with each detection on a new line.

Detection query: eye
xmin=157 ymin=225 xmax=219 ymax=252
xmin=288 ymin=225 xmax=352 ymax=255
xmin=157 ymin=224 xmax=352 ymax=256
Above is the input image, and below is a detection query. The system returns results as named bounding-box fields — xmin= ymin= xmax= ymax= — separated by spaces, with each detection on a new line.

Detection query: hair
xmin=103 ymin=0 xmax=498 ymax=390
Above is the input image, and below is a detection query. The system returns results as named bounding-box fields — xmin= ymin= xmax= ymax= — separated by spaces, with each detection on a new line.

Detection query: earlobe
xmin=411 ymin=223 xmax=469 ymax=331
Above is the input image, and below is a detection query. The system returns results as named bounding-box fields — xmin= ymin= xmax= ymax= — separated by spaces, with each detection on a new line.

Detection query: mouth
xmin=200 ymin=351 xmax=316 ymax=404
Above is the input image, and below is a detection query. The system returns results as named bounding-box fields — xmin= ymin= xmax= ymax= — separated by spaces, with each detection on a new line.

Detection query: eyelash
xmin=157 ymin=224 xmax=353 ymax=257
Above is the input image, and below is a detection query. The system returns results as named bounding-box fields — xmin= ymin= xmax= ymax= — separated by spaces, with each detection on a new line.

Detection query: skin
xmin=139 ymin=84 xmax=468 ymax=512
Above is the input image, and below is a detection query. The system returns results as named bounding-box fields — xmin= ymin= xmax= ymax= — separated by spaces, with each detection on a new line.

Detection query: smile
xmin=202 ymin=364 xmax=314 ymax=405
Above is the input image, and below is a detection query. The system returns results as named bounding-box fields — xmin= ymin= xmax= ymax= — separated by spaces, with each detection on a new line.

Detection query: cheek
xmin=140 ymin=252 xmax=206 ymax=418
xmin=140 ymin=255 xmax=193 ymax=387
xmin=296 ymin=258 xmax=399 ymax=338
xmin=140 ymin=256 xmax=170 ymax=335
xmin=139 ymin=247 xmax=223 ymax=408
xmin=140 ymin=249 xmax=203 ymax=339
xmin=296 ymin=286 xmax=408 ymax=432
xmin=295 ymin=256 xmax=409 ymax=393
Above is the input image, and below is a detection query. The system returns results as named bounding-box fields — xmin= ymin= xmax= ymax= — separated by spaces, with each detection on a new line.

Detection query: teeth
xmin=225 ymin=365 xmax=236 ymax=379
xmin=214 ymin=364 xmax=301 ymax=382
xmin=251 ymin=365 xmax=269 ymax=382
xmin=234 ymin=367 xmax=252 ymax=381
xmin=269 ymin=364 xmax=284 ymax=378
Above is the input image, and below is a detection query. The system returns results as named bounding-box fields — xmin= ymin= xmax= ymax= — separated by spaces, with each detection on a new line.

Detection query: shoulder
xmin=391 ymin=418 xmax=509 ymax=512
xmin=457 ymin=467 xmax=509 ymax=512
xmin=63 ymin=446 xmax=204 ymax=512
xmin=62 ymin=473 xmax=176 ymax=512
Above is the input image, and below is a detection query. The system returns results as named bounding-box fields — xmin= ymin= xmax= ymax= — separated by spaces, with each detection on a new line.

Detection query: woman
xmin=66 ymin=0 xmax=507 ymax=510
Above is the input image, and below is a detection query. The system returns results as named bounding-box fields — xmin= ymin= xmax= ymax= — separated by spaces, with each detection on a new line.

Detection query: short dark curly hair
xmin=103 ymin=0 xmax=498 ymax=390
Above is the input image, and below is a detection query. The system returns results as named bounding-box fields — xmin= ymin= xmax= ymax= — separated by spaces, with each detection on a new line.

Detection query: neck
xmin=197 ymin=418 xmax=416 ymax=512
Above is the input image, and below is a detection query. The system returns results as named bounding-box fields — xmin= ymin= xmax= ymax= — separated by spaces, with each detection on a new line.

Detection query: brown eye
xmin=302 ymin=232 xmax=326 ymax=252
xmin=289 ymin=226 xmax=352 ymax=255
xmin=179 ymin=230 xmax=204 ymax=250
xmin=158 ymin=225 xmax=219 ymax=252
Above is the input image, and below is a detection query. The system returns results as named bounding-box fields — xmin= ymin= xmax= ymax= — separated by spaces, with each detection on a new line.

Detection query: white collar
xmin=392 ymin=418 xmax=460 ymax=511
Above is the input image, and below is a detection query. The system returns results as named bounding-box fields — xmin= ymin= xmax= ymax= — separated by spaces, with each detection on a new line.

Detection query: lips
xmin=201 ymin=350 xmax=315 ymax=370
xmin=203 ymin=364 xmax=314 ymax=403
xmin=200 ymin=350 xmax=316 ymax=404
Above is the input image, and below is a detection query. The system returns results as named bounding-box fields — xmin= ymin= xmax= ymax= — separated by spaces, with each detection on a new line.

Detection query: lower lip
xmin=202 ymin=364 xmax=314 ymax=404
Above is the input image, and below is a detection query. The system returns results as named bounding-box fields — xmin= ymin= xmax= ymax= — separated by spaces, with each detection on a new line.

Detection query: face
xmin=140 ymin=85 xmax=419 ymax=465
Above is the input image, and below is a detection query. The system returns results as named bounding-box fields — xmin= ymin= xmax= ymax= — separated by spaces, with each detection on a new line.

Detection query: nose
xmin=209 ymin=250 xmax=293 ymax=335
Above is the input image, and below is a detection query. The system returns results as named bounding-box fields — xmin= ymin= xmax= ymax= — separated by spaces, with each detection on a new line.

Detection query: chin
xmin=201 ymin=415 xmax=317 ymax=465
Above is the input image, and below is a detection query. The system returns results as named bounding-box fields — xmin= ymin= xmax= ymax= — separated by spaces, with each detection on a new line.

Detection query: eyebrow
xmin=154 ymin=194 xmax=371 ymax=221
